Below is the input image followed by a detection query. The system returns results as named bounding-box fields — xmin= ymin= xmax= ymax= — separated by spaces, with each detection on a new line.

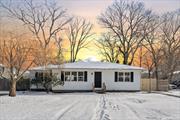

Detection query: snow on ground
xmin=0 ymin=92 xmax=180 ymax=120
xmin=0 ymin=91 xmax=8 ymax=96
xmin=160 ymin=89 xmax=180 ymax=97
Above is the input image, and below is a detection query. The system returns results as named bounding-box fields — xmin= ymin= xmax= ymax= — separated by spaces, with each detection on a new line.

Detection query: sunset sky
xmin=59 ymin=0 xmax=180 ymax=60
xmin=1 ymin=0 xmax=180 ymax=61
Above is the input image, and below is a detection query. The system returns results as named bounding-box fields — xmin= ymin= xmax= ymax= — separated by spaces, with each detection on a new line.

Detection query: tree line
xmin=97 ymin=1 xmax=180 ymax=90
xmin=0 ymin=0 xmax=179 ymax=96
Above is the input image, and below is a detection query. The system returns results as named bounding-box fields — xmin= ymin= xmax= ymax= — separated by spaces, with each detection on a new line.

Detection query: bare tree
xmin=160 ymin=10 xmax=180 ymax=82
xmin=142 ymin=50 xmax=154 ymax=78
xmin=1 ymin=0 xmax=71 ymax=65
xmin=1 ymin=0 xmax=71 ymax=93
xmin=53 ymin=33 xmax=64 ymax=64
xmin=66 ymin=17 xmax=93 ymax=62
xmin=143 ymin=17 xmax=163 ymax=90
xmin=98 ymin=0 xmax=155 ymax=65
xmin=0 ymin=32 xmax=35 ymax=97
xmin=96 ymin=33 xmax=120 ymax=63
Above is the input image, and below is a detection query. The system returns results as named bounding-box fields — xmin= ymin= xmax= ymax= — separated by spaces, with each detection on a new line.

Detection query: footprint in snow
xmin=103 ymin=114 xmax=111 ymax=120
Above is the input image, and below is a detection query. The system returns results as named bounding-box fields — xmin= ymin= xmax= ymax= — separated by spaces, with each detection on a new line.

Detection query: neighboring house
xmin=29 ymin=61 xmax=144 ymax=91
xmin=0 ymin=64 xmax=10 ymax=90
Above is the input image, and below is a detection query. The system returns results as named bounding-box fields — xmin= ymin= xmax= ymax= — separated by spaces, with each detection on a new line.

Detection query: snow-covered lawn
xmin=160 ymin=89 xmax=180 ymax=97
xmin=0 ymin=91 xmax=8 ymax=96
xmin=0 ymin=92 xmax=180 ymax=120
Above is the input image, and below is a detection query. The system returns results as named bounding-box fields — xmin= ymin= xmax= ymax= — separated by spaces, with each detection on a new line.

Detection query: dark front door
xmin=94 ymin=72 xmax=102 ymax=88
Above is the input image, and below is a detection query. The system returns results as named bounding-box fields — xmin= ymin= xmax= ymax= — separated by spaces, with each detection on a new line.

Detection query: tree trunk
xmin=148 ymin=78 xmax=151 ymax=93
xmin=9 ymin=80 xmax=16 ymax=97
xmin=148 ymin=70 xmax=151 ymax=79
xmin=155 ymin=67 xmax=159 ymax=91
xmin=123 ymin=54 xmax=128 ymax=65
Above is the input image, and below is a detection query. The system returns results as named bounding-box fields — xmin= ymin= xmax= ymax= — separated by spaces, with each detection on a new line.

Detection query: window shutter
xmin=50 ymin=70 xmax=52 ymax=77
xmin=61 ymin=71 xmax=64 ymax=81
xmin=84 ymin=71 xmax=87 ymax=82
xmin=35 ymin=72 xmax=38 ymax=78
xmin=115 ymin=72 xmax=117 ymax=82
xmin=131 ymin=72 xmax=134 ymax=82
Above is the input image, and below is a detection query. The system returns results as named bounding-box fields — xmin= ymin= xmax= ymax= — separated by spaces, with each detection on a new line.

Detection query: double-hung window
xmin=115 ymin=72 xmax=133 ymax=82
xmin=62 ymin=71 xmax=87 ymax=82
xmin=125 ymin=72 xmax=131 ymax=82
xmin=71 ymin=72 xmax=77 ymax=81
xmin=78 ymin=72 xmax=84 ymax=81
xmin=118 ymin=72 xmax=124 ymax=82
xmin=65 ymin=72 xmax=71 ymax=81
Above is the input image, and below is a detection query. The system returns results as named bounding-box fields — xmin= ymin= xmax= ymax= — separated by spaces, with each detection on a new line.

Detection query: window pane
xmin=65 ymin=72 xmax=71 ymax=81
xmin=78 ymin=72 xmax=83 ymax=76
xmin=78 ymin=76 xmax=83 ymax=81
xmin=119 ymin=72 xmax=123 ymax=76
xmin=78 ymin=72 xmax=84 ymax=81
xmin=125 ymin=72 xmax=130 ymax=76
xmin=72 ymin=72 xmax=77 ymax=76
xmin=71 ymin=72 xmax=77 ymax=81
xmin=65 ymin=76 xmax=71 ymax=81
xmin=118 ymin=72 xmax=124 ymax=82
xmin=125 ymin=77 xmax=130 ymax=82
xmin=125 ymin=72 xmax=130 ymax=82
xmin=74 ymin=77 xmax=77 ymax=81
xmin=65 ymin=72 xmax=70 ymax=75
xmin=40 ymin=73 xmax=43 ymax=80
xmin=119 ymin=77 xmax=124 ymax=82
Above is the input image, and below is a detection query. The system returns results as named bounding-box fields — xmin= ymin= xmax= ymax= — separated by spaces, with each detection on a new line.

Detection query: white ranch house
xmin=29 ymin=61 xmax=143 ymax=91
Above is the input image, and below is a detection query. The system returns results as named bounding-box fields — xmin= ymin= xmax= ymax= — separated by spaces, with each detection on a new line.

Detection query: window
xmin=118 ymin=72 xmax=124 ymax=82
xmin=62 ymin=71 xmax=87 ymax=82
xmin=65 ymin=72 xmax=71 ymax=81
xmin=71 ymin=72 xmax=77 ymax=81
xmin=78 ymin=72 xmax=84 ymax=81
xmin=125 ymin=72 xmax=131 ymax=82
xmin=115 ymin=72 xmax=133 ymax=82
xmin=35 ymin=72 xmax=43 ymax=80
xmin=53 ymin=73 xmax=59 ymax=79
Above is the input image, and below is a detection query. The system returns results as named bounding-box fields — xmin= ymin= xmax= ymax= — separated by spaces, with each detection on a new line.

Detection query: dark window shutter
xmin=35 ymin=72 xmax=38 ymax=78
xmin=50 ymin=70 xmax=52 ymax=77
xmin=131 ymin=72 xmax=134 ymax=82
xmin=115 ymin=72 xmax=117 ymax=82
xmin=84 ymin=71 xmax=87 ymax=82
xmin=61 ymin=71 xmax=64 ymax=81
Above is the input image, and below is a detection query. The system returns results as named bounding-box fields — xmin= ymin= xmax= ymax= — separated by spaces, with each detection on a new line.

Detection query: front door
xmin=94 ymin=72 xmax=102 ymax=88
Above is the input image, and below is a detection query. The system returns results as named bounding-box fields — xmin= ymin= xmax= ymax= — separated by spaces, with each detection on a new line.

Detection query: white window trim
xmin=65 ymin=72 xmax=71 ymax=81
xmin=118 ymin=72 xmax=124 ymax=82
xmin=63 ymin=71 xmax=85 ymax=82
xmin=124 ymin=72 xmax=131 ymax=82
xmin=71 ymin=72 xmax=77 ymax=81
xmin=117 ymin=72 xmax=131 ymax=82
xmin=78 ymin=72 xmax=84 ymax=82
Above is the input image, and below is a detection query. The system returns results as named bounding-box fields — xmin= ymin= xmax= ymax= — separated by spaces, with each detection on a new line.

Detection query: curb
xmin=152 ymin=91 xmax=180 ymax=98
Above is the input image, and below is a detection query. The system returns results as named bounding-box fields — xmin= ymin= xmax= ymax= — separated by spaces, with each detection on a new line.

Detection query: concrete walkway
xmin=0 ymin=91 xmax=8 ymax=96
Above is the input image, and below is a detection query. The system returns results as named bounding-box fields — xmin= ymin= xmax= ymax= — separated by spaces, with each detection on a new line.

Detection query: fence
xmin=0 ymin=79 xmax=10 ymax=90
xmin=0 ymin=78 xmax=30 ymax=91
xmin=141 ymin=79 xmax=169 ymax=91
xmin=158 ymin=80 xmax=169 ymax=91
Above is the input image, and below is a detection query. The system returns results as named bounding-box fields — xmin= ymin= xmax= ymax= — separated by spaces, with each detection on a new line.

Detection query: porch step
xmin=94 ymin=88 xmax=104 ymax=93
xmin=93 ymin=83 xmax=106 ymax=93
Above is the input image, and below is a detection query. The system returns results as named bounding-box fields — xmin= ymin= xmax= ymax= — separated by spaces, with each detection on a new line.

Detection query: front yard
xmin=0 ymin=92 xmax=180 ymax=120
